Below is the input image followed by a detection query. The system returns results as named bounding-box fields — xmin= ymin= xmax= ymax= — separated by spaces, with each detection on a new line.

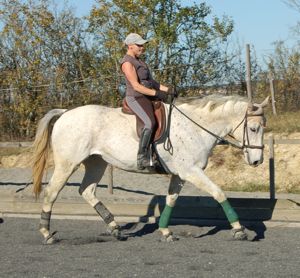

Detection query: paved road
xmin=0 ymin=217 xmax=299 ymax=278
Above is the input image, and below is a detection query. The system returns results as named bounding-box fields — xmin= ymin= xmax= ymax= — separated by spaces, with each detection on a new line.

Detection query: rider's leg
xmin=137 ymin=127 xmax=153 ymax=169
xmin=126 ymin=96 xmax=156 ymax=169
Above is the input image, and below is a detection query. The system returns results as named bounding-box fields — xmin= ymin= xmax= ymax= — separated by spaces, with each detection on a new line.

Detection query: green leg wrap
xmin=159 ymin=205 xmax=173 ymax=228
xmin=220 ymin=200 xmax=239 ymax=224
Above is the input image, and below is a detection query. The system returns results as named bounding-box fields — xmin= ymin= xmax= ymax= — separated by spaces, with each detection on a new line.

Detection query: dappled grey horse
xmin=32 ymin=95 xmax=269 ymax=244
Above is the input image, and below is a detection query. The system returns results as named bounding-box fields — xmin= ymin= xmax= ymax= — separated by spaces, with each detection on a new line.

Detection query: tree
xmin=87 ymin=0 xmax=235 ymax=94
xmin=284 ymin=0 xmax=300 ymax=36
xmin=0 ymin=0 xmax=265 ymax=140
xmin=265 ymin=41 xmax=300 ymax=111
xmin=256 ymin=0 xmax=300 ymax=111
xmin=0 ymin=0 xmax=96 ymax=138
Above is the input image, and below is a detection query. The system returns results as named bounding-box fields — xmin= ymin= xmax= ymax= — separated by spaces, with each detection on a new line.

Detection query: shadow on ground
xmin=120 ymin=195 xmax=278 ymax=241
xmin=120 ymin=221 xmax=267 ymax=242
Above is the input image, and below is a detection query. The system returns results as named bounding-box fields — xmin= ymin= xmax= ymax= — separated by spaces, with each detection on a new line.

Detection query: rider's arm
xmin=121 ymin=62 xmax=156 ymax=96
xmin=148 ymin=72 xmax=168 ymax=92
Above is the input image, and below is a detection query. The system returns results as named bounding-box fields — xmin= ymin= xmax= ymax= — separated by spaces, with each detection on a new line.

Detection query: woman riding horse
xmin=121 ymin=33 xmax=175 ymax=170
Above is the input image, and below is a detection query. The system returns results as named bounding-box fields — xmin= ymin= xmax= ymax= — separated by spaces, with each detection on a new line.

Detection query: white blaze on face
xmin=243 ymin=96 xmax=269 ymax=166
xmin=243 ymin=116 xmax=265 ymax=166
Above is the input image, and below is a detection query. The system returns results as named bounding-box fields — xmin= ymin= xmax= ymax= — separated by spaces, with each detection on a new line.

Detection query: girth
xmin=122 ymin=99 xmax=166 ymax=142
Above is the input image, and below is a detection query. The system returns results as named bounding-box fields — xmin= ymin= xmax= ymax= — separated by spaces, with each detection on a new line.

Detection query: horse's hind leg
xmin=159 ymin=175 xmax=185 ymax=242
xmin=40 ymin=160 xmax=76 ymax=244
xmin=80 ymin=156 xmax=120 ymax=237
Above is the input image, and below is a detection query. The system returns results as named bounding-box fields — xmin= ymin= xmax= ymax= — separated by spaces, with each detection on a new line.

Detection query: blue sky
xmin=204 ymin=0 xmax=300 ymax=57
xmin=63 ymin=0 xmax=300 ymax=60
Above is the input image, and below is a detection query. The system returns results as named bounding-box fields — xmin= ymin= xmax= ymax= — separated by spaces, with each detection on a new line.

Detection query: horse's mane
xmin=176 ymin=94 xmax=248 ymax=118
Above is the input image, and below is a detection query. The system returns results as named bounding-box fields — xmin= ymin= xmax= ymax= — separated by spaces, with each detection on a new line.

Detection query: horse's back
xmin=53 ymin=105 xmax=124 ymax=135
xmin=50 ymin=105 xmax=137 ymax=166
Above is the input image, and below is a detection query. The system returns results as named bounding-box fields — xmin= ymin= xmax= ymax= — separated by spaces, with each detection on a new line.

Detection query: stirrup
xmin=137 ymin=154 xmax=151 ymax=170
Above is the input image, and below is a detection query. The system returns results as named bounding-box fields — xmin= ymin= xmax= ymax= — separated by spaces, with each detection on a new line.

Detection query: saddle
xmin=121 ymin=99 xmax=166 ymax=142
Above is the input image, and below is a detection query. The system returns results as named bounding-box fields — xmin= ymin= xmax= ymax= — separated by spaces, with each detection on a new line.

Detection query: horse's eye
xmin=250 ymin=127 xmax=257 ymax=133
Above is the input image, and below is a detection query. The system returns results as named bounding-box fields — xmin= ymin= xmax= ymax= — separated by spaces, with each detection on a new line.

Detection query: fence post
xmin=107 ymin=164 xmax=114 ymax=194
xmin=268 ymin=74 xmax=277 ymax=116
xmin=268 ymin=134 xmax=275 ymax=199
xmin=246 ymin=44 xmax=253 ymax=102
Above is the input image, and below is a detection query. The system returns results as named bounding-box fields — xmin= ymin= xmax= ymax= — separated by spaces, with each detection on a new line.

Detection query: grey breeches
xmin=126 ymin=95 xmax=156 ymax=130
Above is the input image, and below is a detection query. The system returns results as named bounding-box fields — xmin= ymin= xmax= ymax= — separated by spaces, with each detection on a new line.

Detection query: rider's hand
xmin=155 ymin=90 xmax=168 ymax=102
xmin=155 ymin=90 xmax=175 ymax=104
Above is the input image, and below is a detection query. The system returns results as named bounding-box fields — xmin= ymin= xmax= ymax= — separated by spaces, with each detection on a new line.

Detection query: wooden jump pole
xmin=246 ymin=44 xmax=253 ymax=103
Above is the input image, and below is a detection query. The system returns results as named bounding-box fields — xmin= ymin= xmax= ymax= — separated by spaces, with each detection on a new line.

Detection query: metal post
xmin=269 ymin=75 xmax=277 ymax=116
xmin=107 ymin=164 xmax=114 ymax=194
xmin=246 ymin=44 xmax=253 ymax=103
xmin=269 ymin=134 xmax=275 ymax=199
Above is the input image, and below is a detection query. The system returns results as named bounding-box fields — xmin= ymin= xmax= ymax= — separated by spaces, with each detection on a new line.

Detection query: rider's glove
xmin=155 ymin=90 xmax=169 ymax=103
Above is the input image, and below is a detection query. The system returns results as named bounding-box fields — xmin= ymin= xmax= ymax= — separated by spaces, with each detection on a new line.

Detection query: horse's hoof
xmin=231 ymin=226 xmax=248 ymax=241
xmin=43 ymin=231 xmax=59 ymax=245
xmin=106 ymin=226 xmax=128 ymax=241
xmin=160 ymin=233 xmax=179 ymax=242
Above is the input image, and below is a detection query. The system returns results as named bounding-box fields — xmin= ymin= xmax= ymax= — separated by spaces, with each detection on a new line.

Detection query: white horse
xmin=32 ymin=94 xmax=269 ymax=244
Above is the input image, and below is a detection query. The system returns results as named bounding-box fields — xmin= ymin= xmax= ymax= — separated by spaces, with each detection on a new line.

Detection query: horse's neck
xmin=177 ymin=104 xmax=245 ymax=140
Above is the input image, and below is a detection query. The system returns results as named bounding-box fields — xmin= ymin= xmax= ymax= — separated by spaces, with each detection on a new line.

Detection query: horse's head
xmin=232 ymin=96 xmax=270 ymax=167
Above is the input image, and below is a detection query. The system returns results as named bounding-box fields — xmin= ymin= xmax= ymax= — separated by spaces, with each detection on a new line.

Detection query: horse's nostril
xmin=253 ymin=160 xmax=259 ymax=166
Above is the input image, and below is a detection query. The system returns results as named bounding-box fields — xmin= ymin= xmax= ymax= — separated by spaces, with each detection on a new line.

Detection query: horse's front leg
xmin=179 ymin=166 xmax=248 ymax=240
xmin=159 ymin=175 xmax=184 ymax=242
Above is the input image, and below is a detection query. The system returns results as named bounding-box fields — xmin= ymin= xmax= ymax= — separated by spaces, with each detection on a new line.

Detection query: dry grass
xmin=0 ymin=147 xmax=28 ymax=157
xmin=222 ymin=182 xmax=300 ymax=194
xmin=266 ymin=110 xmax=300 ymax=133
xmin=222 ymin=182 xmax=271 ymax=193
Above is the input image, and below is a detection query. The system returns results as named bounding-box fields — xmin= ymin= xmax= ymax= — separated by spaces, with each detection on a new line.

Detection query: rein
xmin=170 ymin=101 xmax=264 ymax=150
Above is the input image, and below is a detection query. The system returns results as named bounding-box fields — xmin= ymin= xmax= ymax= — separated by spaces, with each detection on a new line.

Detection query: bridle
xmin=230 ymin=112 xmax=265 ymax=150
xmin=170 ymin=102 xmax=265 ymax=151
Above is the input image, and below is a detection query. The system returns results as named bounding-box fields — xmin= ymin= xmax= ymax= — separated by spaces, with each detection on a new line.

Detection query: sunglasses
xmin=135 ymin=44 xmax=145 ymax=48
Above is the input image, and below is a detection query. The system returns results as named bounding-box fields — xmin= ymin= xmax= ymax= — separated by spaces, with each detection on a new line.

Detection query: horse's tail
xmin=32 ymin=109 xmax=67 ymax=198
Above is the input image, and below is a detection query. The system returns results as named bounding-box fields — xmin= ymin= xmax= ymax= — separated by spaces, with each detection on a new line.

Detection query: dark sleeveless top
xmin=120 ymin=54 xmax=160 ymax=97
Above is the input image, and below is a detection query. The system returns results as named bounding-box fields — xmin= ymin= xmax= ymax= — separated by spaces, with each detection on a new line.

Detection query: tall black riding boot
xmin=137 ymin=128 xmax=153 ymax=170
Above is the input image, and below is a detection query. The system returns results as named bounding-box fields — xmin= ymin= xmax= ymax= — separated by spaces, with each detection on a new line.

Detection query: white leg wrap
xmin=159 ymin=227 xmax=171 ymax=236
xmin=108 ymin=221 xmax=118 ymax=228
xmin=166 ymin=193 xmax=179 ymax=207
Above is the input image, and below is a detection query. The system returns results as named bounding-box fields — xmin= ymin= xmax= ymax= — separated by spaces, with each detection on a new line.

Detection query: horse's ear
xmin=260 ymin=96 xmax=270 ymax=108
xmin=248 ymin=106 xmax=263 ymax=116
xmin=248 ymin=96 xmax=270 ymax=115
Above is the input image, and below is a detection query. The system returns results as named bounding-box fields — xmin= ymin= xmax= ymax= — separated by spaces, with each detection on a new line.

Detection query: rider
xmin=121 ymin=33 xmax=174 ymax=170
